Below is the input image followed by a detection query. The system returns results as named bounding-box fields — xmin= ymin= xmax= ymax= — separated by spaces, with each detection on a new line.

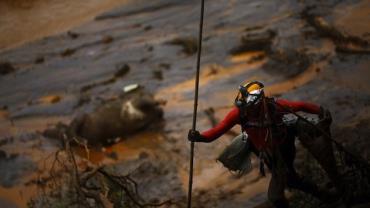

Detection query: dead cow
xmin=45 ymin=89 xmax=163 ymax=145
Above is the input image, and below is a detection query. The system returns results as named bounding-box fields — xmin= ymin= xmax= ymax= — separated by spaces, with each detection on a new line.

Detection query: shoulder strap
xmin=237 ymin=105 xmax=247 ymax=131
xmin=266 ymin=97 xmax=276 ymax=112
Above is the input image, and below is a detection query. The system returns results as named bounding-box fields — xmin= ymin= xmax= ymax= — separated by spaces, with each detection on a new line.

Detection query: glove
xmin=188 ymin=129 xmax=206 ymax=142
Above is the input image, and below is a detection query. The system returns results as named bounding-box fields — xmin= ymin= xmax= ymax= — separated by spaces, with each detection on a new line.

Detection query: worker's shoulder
xmin=228 ymin=106 xmax=240 ymax=115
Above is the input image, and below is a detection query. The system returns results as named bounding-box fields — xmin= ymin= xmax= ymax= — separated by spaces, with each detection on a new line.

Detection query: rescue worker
xmin=188 ymin=81 xmax=340 ymax=208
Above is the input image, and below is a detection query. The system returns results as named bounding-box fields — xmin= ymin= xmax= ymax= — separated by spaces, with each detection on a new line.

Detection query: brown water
xmin=0 ymin=131 xmax=162 ymax=208
xmin=74 ymin=131 xmax=163 ymax=164
xmin=334 ymin=0 xmax=370 ymax=38
xmin=0 ymin=0 xmax=131 ymax=51
xmin=0 ymin=185 xmax=38 ymax=208
xmin=0 ymin=115 xmax=70 ymax=137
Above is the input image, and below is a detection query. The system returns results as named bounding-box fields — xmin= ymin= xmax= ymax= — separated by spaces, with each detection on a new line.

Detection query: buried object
xmin=44 ymin=88 xmax=163 ymax=145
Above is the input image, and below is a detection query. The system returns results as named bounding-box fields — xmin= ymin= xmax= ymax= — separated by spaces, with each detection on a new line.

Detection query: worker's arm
xmin=276 ymin=99 xmax=321 ymax=114
xmin=188 ymin=107 xmax=240 ymax=143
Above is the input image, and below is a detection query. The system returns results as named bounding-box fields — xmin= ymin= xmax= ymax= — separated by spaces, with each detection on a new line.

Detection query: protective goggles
xmin=238 ymin=85 xmax=264 ymax=105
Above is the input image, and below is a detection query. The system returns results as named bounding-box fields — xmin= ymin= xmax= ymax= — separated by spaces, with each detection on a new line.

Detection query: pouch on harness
xmin=217 ymin=133 xmax=253 ymax=175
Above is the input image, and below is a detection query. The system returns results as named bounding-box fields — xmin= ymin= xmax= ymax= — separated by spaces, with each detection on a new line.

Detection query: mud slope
xmin=0 ymin=0 xmax=369 ymax=207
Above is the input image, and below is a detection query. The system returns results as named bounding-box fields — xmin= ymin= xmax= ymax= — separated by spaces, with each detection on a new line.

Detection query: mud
xmin=0 ymin=152 xmax=36 ymax=187
xmin=167 ymin=37 xmax=198 ymax=56
xmin=229 ymin=29 xmax=276 ymax=55
xmin=0 ymin=0 xmax=131 ymax=50
xmin=80 ymin=63 xmax=130 ymax=93
xmin=0 ymin=0 xmax=369 ymax=207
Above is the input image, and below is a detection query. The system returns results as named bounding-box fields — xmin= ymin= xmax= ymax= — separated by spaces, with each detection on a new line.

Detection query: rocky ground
xmin=0 ymin=0 xmax=369 ymax=207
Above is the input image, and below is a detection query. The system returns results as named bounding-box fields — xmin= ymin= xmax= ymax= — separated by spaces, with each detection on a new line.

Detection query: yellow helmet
xmin=245 ymin=82 xmax=263 ymax=93
xmin=235 ymin=81 xmax=264 ymax=107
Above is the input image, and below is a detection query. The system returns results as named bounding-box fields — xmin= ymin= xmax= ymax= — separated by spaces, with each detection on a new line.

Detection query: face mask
xmin=245 ymin=89 xmax=263 ymax=105
xmin=235 ymin=85 xmax=264 ymax=107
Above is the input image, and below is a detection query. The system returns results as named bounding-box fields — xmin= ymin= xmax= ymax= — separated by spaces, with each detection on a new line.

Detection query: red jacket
xmin=201 ymin=99 xmax=320 ymax=150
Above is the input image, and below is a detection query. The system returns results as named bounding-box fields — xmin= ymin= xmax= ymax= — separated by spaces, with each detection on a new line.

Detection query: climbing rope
xmin=188 ymin=0 xmax=206 ymax=208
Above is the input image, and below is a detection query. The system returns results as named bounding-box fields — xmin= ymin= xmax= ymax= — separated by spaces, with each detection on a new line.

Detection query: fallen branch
xmin=29 ymin=134 xmax=174 ymax=208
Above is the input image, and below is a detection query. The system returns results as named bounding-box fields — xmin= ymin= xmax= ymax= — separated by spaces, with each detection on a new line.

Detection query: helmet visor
xmin=245 ymin=89 xmax=263 ymax=105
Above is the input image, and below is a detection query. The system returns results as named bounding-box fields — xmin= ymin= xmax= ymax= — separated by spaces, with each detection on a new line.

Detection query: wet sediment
xmin=0 ymin=0 xmax=369 ymax=207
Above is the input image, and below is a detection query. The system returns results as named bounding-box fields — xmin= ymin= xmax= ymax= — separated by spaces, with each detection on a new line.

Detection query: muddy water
xmin=0 ymin=131 xmax=163 ymax=208
xmin=0 ymin=184 xmax=37 ymax=208
xmin=0 ymin=0 xmax=131 ymax=50
xmin=333 ymin=0 xmax=370 ymax=39
xmin=74 ymin=131 xmax=163 ymax=164
xmin=0 ymin=116 xmax=70 ymax=137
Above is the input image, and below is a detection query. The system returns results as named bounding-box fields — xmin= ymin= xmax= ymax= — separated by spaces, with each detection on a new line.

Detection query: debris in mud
xmin=147 ymin=45 xmax=154 ymax=52
xmin=114 ymin=63 xmax=130 ymax=78
xmin=101 ymin=35 xmax=114 ymax=44
xmin=230 ymin=29 xmax=276 ymax=55
xmin=336 ymin=44 xmax=370 ymax=54
xmin=29 ymin=138 xmax=172 ymax=208
xmin=70 ymin=91 xmax=163 ymax=145
xmin=60 ymin=48 xmax=76 ymax=57
xmin=131 ymin=23 xmax=142 ymax=29
xmin=76 ymin=94 xmax=91 ymax=108
xmin=263 ymin=49 xmax=311 ymax=77
xmin=244 ymin=25 xmax=265 ymax=32
xmin=0 ymin=62 xmax=16 ymax=75
xmin=34 ymin=56 xmax=45 ymax=64
xmin=138 ymin=151 xmax=149 ymax=159
xmin=80 ymin=78 xmax=115 ymax=92
xmin=167 ymin=37 xmax=198 ymax=56
xmin=45 ymin=88 xmax=163 ymax=145
xmin=247 ymin=53 xmax=266 ymax=64
xmin=302 ymin=9 xmax=370 ymax=54
xmin=204 ymin=107 xmax=217 ymax=126
xmin=0 ymin=150 xmax=6 ymax=158
xmin=110 ymin=157 xmax=183 ymax=205
xmin=49 ymin=95 xmax=62 ymax=103
xmin=67 ymin=31 xmax=79 ymax=39
xmin=123 ymin=84 xmax=140 ymax=93
xmin=42 ymin=122 xmax=69 ymax=141
xmin=152 ymin=69 xmax=163 ymax=80
xmin=106 ymin=151 xmax=118 ymax=160
xmin=158 ymin=63 xmax=171 ymax=70
xmin=144 ymin=25 xmax=152 ymax=31
xmin=139 ymin=57 xmax=148 ymax=63
xmin=80 ymin=64 xmax=130 ymax=93
xmin=0 ymin=137 xmax=13 ymax=147
xmin=37 ymin=95 xmax=62 ymax=104
xmin=205 ymin=65 xmax=219 ymax=76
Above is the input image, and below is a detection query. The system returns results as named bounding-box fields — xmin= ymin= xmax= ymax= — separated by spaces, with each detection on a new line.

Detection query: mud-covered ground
xmin=0 ymin=0 xmax=369 ymax=207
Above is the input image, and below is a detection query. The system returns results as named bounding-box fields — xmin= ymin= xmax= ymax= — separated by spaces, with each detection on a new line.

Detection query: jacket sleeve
xmin=200 ymin=107 xmax=240 ymax=142
xmin=276 ymin=99 xmax=321 ymax=114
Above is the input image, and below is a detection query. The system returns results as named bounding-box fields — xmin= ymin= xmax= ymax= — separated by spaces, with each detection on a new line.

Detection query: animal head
xmin=120 ymin=94 xmax=163 ymax=124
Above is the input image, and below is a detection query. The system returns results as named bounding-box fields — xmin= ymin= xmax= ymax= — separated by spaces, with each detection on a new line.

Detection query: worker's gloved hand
xmin=188 ymin=129 xmax=206 ymax=142
xmin=318 ymin=106 xmax=332 ymax=128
